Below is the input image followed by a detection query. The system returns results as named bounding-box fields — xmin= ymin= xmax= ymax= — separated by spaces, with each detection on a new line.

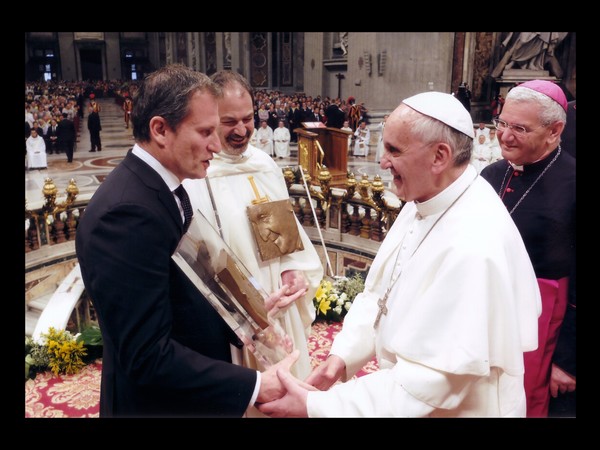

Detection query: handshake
xmin=253 ymin=269 xmax=347 ymax=417
xmin=255 ymin=350 xmax=346 ymax=417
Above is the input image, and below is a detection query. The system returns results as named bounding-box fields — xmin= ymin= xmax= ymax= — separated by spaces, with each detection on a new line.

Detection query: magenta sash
xmin=523 ymin=277 xmax=568 ymax=417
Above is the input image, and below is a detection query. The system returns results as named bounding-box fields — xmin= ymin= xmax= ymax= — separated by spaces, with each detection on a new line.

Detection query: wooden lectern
xmin=295 ymin=124 xmax=352 ymax=186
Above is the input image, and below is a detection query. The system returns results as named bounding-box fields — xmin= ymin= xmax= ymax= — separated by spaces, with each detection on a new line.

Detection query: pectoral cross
xmin=373 ymin=290 xmax=390 ymax=329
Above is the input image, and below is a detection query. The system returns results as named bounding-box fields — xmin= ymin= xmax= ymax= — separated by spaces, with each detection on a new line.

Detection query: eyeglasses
xmin=492 ymin=118 xmax=546 ymax=136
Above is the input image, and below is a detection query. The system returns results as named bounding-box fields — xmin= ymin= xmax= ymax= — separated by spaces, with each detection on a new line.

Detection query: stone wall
xmin=303 ymin=32 xmax=455 ymax=110
xmin=57 ymin=32 xmax=77 ymax=80
xmin=104 ymin=32 xmax=121 ymax=80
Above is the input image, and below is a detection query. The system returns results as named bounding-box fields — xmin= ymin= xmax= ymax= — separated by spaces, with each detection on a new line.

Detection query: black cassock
xmin=481 ymin=146 xmax=575 ymax=280
xmin=481 ymin=146 xmax=576 ymax=416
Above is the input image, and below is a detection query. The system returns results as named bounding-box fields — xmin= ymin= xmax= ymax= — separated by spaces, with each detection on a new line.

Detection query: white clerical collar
xmin=509 ymin=161 xmax=524 ymax=172
xmin=131 ymin=143 xmax=180 ymax=192
xmin=508 ymin=147 xmax=559 ymax=171
xmin=415 ymin=165 xmax=476 ymax=218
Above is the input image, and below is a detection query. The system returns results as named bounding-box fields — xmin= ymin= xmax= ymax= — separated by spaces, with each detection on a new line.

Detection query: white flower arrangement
xmin=312 ymin=273 xmax=365 ymax=322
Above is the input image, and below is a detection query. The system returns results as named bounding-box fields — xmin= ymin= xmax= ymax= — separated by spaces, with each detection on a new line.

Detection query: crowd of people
xmin=24 ymin=82 xmax=83 ymax=168
xmin=234 ymin=89 xmax=370 ymax=157
xmin=24 ymin=80 xmax=139 ymax=169
xmin=251 ymin=89 xmax=368 ymax=147
xmin=25 ymin=80 xmax=370 ymax=166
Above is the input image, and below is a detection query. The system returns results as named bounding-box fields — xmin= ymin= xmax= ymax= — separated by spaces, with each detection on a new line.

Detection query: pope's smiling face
xmin=379 ymin=105 xmax=440 ymax=203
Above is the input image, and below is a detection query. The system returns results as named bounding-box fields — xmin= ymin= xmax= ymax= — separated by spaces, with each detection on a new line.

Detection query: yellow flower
xmin=313 ymin=275 xmax=365 ymax=322
xmin=315 ymin=280 xmax=333 ymax=302
xmin=318 ymin=298 xmax=331 ymax=315
xmin=40 ymin=327 xmax=87 ymax=376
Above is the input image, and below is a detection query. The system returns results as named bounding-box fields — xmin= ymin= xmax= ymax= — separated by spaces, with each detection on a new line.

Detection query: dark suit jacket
xmin=56 ymin=118 xmax=76 ymax=142
xmin=76 ymin=150 xmax=257 ymax=417
xmin=287 ymin=108 xmax=302 ymax=129
xmin=302 ymin=107 xmax=316 ymax=122
xmin=46 ymin=126 xmax=59 ymax=139
xmin=325 ymin=104 xmax=345 ymax=129
xmin=87 ymin=111 xmax=102 ymax=133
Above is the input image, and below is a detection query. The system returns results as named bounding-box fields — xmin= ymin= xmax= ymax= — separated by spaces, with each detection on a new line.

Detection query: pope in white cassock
xmin=184 ymin=72 xmax=323 ymax=383
xmin=273 ymin=120 xmax=291 ymax=158
xmin=259 ymin=91 xmax=541 ymax=418
xmin=255 ymin=120 xmax=274 ymax=156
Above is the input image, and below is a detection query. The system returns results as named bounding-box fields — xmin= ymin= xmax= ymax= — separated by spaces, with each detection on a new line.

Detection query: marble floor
xmin=25 ymin=98 xmax=393 ymax=210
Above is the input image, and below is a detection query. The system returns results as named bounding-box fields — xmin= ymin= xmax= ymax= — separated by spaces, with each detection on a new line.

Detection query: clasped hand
xmin=256 ymin=350 xmax=316 ymax=405
xmin=257 ymin=354 xmax=347 ymax=417
xmin=264 ymin=270 xmax=308 ymax=317
xmin=550 ymin=363 xmax=576 ymax=398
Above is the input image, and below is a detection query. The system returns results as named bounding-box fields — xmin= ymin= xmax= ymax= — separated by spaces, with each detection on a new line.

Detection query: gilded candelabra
xmin=25 ymin=178 xmax=79 ymax=249
xmin=344 ymin=172 xmax=357 ymax=201
xmin=42 ymin=177 xmax=79 ymax=217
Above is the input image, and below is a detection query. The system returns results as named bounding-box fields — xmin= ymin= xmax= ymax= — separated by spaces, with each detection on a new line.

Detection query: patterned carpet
xmin=25 ymin=361 xmax=102 ymax=418
xmin=25 ymin=321 xmax=378 ymax=418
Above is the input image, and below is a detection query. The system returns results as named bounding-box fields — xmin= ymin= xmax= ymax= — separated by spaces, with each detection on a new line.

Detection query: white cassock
xmin=249 ymin=128 xmax=257 ymax=147
xmin=306 ymin=165 xmax=541 ymax=417
xmin=375 ymin=122 xmax=386 ymax=162
xmin=353 ymin=127 xmax=370 ymax=156
xmin=475 ymin=127 xmax=490 ymax=139
xmin=255 ymin=126 xmax=274 ymax=156
xmin=488 ymin=138 xmax=503 ymax=163
xmin=273 ymin=126 xmax=291 ymax=158
xmin=26 ymin=135 xmax=47 ymax=169
xmin=470 ymin=141 xmax=492 ymax=174
xmin=183 ymin=145 xmax=323 ymax=379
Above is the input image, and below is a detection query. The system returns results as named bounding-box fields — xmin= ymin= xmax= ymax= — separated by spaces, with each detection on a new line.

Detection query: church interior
xmin=24 ymin=32 xmax=576 ymax=418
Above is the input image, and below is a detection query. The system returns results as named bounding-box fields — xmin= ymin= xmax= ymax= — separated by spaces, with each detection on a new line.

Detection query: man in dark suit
xmin=56 ymin=112 xmax=76 ymax=163
xmin=87 ymin=105 xmax=102 ymax=152
xmin=287 ymin=101 xmax=302 ymax=142
xmin=76 ymin=64 xmax=298 ymax=418
xmin=301 ymin=102 xmax=316 ymax=122
xmin=76 ymin=88 xmax=85 ymax=119
xmin=46 ymin=119 xmax=59 ymax=154
xmin=325 ymin=99 xmax=345 ymax=129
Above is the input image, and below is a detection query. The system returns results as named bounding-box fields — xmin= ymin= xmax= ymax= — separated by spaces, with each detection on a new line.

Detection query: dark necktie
xmin=174 ymin=185 xmax=193 ymax=233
